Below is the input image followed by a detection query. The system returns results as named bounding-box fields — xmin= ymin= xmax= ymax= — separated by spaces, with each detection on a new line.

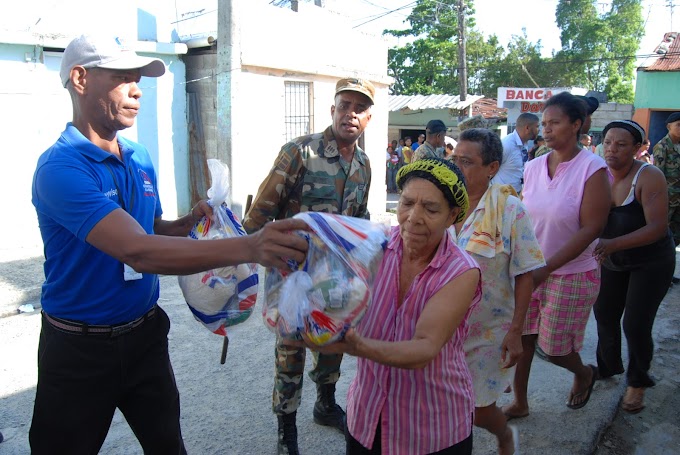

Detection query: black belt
xmin=43 ymin=306 xmax=157 ymax=337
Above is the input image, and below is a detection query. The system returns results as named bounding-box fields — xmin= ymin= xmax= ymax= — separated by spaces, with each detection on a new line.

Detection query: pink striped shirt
xmin=346 ymin=227 xmax=481 ymax=454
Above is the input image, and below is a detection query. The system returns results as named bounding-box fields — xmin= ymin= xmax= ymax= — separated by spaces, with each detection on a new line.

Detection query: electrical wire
xmin=353 ymin=1 xmax=418 ymax=28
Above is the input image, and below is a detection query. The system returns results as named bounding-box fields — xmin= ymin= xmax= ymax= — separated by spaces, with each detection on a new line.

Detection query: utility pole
xmin=667 ymin=0 xmax=676 ymax=30
xmin=457 ymin=0 xmax=467 ymax=101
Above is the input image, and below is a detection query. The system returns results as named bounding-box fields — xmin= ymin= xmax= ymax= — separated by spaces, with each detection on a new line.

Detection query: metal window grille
xmin=284 ymin=81 xmax=313 ymax=141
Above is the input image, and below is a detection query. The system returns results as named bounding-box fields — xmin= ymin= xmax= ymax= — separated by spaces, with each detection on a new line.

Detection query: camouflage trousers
xmin=669 ymin=194 xmax=680 ymax=246
xmin=272 ymin=337 xmax=342 ymax=415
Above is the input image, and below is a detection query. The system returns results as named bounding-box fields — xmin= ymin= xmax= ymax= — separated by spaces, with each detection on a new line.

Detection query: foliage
xmin=554 ymin=0 xmax=644 ymax=103
xmin=386 ymin=0 xmax=644 ymax=103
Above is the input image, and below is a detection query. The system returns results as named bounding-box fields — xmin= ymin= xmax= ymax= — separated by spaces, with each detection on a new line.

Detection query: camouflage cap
xmin=335 ymin=78 xmax=375 ymax=105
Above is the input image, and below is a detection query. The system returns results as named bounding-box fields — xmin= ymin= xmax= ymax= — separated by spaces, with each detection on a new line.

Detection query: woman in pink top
xmin=303 ymin=158 xmax=481 ymax=454
xmin=504 ymin=92 xmax=611 ymax=419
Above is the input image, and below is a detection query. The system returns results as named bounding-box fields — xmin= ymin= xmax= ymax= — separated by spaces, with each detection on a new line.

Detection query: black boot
xmin=277 ymin=412 xmax=299 ymax=455
xmin=313 ymin=383 xmax=346 ymax=433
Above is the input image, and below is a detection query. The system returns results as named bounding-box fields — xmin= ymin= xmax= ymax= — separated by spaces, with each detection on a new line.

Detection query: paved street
xmin=1 ymin=214 xmax=678 ymax=454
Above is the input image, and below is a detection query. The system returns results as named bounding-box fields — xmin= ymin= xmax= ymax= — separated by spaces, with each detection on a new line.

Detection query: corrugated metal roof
xmin=640 ymin=32 xmax=680 ymax=71
xmin=388 ymin=94 xmax=484 ymax=112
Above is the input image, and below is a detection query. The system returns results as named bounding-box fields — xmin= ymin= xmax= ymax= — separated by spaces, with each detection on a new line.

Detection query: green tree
xmin=385 ymin=0 xmax=497 ymax=96
xmin=554 ymin=0 xmax=644 ymax=102
xmin=480 ymin=30 xmax=554 ymax=94
xmin=385 ymin=1 xmax=551 ymax=98
xmin=385 ymin=0 xmax=643 ymax=102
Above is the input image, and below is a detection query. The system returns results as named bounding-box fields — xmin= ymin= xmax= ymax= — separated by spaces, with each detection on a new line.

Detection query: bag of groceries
xmin=263 ymin=212 xmax=390 ymax=346
xmin=178 ymin=159 xmax=258 ymax=336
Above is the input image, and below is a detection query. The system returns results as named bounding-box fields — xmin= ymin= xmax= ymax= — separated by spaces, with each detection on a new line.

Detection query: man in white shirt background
xmin=492 ymin=112 xmax=539 ymax=193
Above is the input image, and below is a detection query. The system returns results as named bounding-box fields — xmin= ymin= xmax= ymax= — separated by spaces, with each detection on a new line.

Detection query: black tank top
xmin=602 ymin=164 xmax=675 ymax=271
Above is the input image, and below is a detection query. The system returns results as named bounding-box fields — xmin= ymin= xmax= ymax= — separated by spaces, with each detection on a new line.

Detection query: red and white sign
xmin=520 ymin=102 xmax=545 ymax=113
xmin=497 ymin=87 xmax=570 ymax=107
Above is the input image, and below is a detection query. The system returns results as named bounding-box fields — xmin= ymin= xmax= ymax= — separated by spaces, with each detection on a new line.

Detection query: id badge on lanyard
xmin=104 ymin=161 xmax=143 ymax=281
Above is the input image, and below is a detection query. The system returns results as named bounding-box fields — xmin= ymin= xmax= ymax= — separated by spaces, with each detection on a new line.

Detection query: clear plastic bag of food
xmin=178 ymin=159 xmax=258 ymax=335
xmin=263 ymin=213 xmax=390 ymax=346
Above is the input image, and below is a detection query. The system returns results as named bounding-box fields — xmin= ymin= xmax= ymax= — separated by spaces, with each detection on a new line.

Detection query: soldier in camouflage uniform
xmin=413 ymin=119 xmax=447 ymax=161
xmin=243 ymin=78 xmax=374 ymax=455
xmin=653 ymin=112 xmax=680 ymax=247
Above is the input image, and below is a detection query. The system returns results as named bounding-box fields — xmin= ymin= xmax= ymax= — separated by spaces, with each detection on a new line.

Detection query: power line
xmin=352 ymin=1 xmax=417 ymax=28
xmin=387 ymin=51 xmax=680 ymax=78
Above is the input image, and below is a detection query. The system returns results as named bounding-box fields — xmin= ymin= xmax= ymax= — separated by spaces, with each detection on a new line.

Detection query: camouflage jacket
xmin=653 ymin=134 xmax=680 ymax=195
xmin=243 ymin=126 xmax=371 ymax=233
xmin=533 ymin=145 xmax=552 ymax=159
xmin=413 ymin=141 xmax=445 ymax=161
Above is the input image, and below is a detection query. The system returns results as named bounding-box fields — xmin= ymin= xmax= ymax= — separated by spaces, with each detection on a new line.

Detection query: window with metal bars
xmin=284 ymin=81 xmax=313 ymax=141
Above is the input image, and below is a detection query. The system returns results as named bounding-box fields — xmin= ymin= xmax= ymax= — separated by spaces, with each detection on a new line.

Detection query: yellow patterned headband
xmin=396 ymin=158 xmax=469 ymax=223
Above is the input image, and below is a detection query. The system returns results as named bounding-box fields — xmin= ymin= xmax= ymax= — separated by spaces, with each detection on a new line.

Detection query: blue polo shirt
xmin=32 ymin=123 xmax=163 ymax=324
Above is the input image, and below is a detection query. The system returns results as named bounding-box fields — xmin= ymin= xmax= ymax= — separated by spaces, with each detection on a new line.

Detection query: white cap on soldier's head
xmin=59 ymin=35 xmax=166 ymax=87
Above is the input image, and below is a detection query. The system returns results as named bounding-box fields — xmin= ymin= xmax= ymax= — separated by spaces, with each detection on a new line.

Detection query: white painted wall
xmin=223 ymin=1 xmax=392 ymax=220
xmin=0 ymin=2 xmax=189 ymax=252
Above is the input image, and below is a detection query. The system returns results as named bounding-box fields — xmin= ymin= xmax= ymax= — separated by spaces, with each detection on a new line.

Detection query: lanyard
xmin=104 ymin=161 xmax=135 ymax=213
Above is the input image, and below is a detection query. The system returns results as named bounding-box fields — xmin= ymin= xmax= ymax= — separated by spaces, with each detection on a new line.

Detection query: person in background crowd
xmin=397 ymin=138 xmax=405 ymax=154
xmin=504 ymin=92 xmax=611 ymax=419
xmin=391 ymin=139 xmax=402 ymax=163
xmin=493 ymin=113 xmax=539 ymax=193
xmin=446 ymin=142 xmax=455 ymax=159
xmin=243 ymin=77 xmax=374 ymax=455
xmin=386 ymin=144 xmax=400 ymax=193
xmin=636 ymin=139 xmax=652 ymax=164
xmin=452 ymin=128 xmax=545 ymax=455
xmin=528 ymin=136 xmax=546 ymax=161
xmin=303 ymin=158 xmax=480 ymax=455
xmin=653 ymin=112 xmax=680 ymax=249
xmin=578 ymin=96 xmax=600 ymax=134
xmin=593 ymin=120 xmax=674 ymax=414
xmin=579 ymin=134 xmax=592 ymax=150
xmin=412 ymin=132 xmax=425 ymax=152
xmin=30 ymin=34 xmax=308 ymax=455
xmin=413 ymin=119 xmax=447 ymax=161
xmin=402 ymin=137 xmax=414 ymax=164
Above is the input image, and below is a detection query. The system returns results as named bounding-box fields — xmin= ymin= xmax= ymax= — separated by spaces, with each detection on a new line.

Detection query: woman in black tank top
xmin=592 ymin=120 xmax=675 ymax=414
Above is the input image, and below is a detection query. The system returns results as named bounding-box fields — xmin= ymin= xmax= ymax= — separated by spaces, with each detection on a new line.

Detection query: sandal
xmin=567 ymin=365 xmax=597 ymax=410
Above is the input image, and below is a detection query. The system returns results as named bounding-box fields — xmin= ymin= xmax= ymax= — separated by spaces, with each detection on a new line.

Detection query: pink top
xmin=522 ymin=149 xmax=607 ymax=275
xmin=346 ymin=227 xmax=481 ymax=454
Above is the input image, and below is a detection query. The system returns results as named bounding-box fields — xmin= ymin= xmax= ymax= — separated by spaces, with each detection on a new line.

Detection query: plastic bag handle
xmin=220 ymin=193 xmax=254 ymax=365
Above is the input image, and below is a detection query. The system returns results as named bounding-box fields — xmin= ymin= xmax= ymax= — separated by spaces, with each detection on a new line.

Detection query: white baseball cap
xmin=60 ymin=35 xmax=166 ymax=87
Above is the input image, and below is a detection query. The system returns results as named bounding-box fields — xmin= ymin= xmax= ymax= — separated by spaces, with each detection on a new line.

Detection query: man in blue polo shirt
xmin=30 ymin=34 xmax=309 ymax=454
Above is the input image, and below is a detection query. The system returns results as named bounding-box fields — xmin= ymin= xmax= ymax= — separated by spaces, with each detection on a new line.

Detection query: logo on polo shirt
xmin=104 ymin=188 xmax=118 ymax=199
xmin=138 ymin=169 xmax=155 ymax=197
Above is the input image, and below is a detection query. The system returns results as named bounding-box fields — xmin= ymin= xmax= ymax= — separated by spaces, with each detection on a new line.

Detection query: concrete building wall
xmin=389 ymin=108 xmax=465 ymax=131
xmin=634 ymin=71 xmax=680 ymax=109
xmin=591 ymin=103 xmax=635 ymax=129
xmin=217 ymin=1 xmax=392 ymax=219
xmin=184 ymin=49 xmax=219 ymax=161
xmin=0 ymin=34 xmax=188 ymax=251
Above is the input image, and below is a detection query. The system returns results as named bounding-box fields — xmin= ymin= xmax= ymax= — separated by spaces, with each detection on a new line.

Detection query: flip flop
xmin=567 ymin=364 xmax=597 ymax=410
xmin=502 ymin=407 xmax=529 ymax=421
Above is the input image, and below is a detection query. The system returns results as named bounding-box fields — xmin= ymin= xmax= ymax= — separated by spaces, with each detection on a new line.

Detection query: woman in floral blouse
xmin=451 ymin=128 xmax=545 ymax=455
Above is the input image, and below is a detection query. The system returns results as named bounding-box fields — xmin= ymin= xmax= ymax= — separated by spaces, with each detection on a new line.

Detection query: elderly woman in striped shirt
xmin=306 ymin=158 xmax=482 ymax=455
